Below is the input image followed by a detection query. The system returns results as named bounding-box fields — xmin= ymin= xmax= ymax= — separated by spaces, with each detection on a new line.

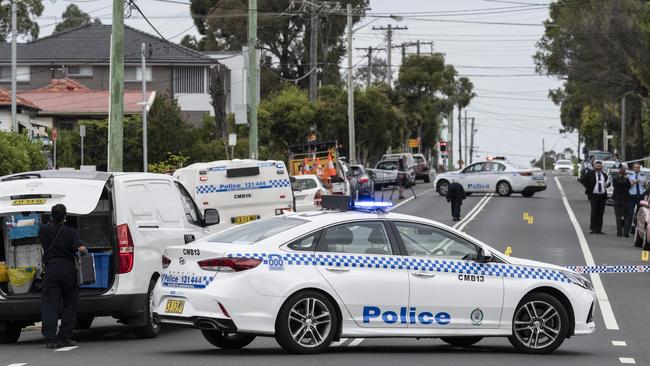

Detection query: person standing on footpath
xmin=580 ymin=161 xmax=608 ymax=234
xmin=446 ymin=180 xmax=466 ymax=221
xmin=628 ymin=163 xmax=646 ymax=235
xmin=611 ymin=164 xmax=632 ymax=237
xmin=39 ymin=204 xmax=88 ymax=349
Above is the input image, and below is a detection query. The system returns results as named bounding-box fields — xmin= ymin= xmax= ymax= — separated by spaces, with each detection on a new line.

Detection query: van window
xmin=208 ymin=217 xmax=307 ymax=244
xmin=175 ymin=182 xmax=202 ymax=226
xmin=377 ymin=161 xmax=398 ymax=171
xmin=149 ymin=181 xmax=182 ymax=226
xmin=292 ymin=178 xmax=317 ymax=191
xmin=126 ymin=184 xmax=154 ymax=220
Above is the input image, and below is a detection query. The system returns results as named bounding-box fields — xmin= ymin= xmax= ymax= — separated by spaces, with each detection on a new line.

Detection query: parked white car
xmin=291 ymin=175 xmax=329 ymax=212
xmin=434 ymin=161 xmax=547 ymax=197
xmin=0 ymin=170 xmax=219 ymax=343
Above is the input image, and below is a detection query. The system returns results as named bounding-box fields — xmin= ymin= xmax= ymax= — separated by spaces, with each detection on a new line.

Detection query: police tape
xmin=565 ymin=265 xmax=650 ymax=274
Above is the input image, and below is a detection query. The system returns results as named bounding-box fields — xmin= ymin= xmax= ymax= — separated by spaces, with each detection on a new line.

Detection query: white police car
xmin=153 ymin=199 xmax=595 ymax=354
xmin=434 ymin=160 xmax=547 ymax=197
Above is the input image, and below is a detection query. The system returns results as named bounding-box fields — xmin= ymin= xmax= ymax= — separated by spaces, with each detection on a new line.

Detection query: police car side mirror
xmin=203 ymin=209 xmax=220 ymax=226
xmin=290 ymin=176 xmax=296 ymax=183
xmin=477 ymin=247 xmax=493 ymax=263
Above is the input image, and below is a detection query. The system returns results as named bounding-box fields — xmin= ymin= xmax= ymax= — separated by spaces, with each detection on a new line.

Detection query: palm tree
xmin=453 ymin=77 xmax=476 ymax=167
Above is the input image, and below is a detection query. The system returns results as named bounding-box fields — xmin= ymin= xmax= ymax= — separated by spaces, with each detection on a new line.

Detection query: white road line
xmin=619 ymin=357 xmax=636 ymax=364
xmin=554 ymin=177 xmax=619 ymax=330
xmin=389 ymin=188 xmax=434 ymax=211
xmin=7 ymin=363 xmax=28 ymax=366
xmin=54 ymin=346 xmax=78 ymax=352
xmin=330 ymin=338 xmax=348 ymax=347
xmin=455 ymin=194 xmax=493 ymax=232
xmin=612 ymin=341 xmax=628 ymax=347
xmin=451 ymin=194 xmax=490 ymax=230
xmin=347 ymin=338 xmax=364 ymax=347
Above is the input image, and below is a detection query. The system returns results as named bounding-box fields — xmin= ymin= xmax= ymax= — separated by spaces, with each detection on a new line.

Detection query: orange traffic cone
xmin=314 ymin=157 xmax=323 ymax=176
xmin=327 ymin=153 xmax=337 ymax=177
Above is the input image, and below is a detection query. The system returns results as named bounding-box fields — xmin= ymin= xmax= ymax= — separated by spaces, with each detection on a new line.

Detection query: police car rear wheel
xmin=508 ymin=293 xmax=569 ymax=354
xmin=437 ymin=180 xmax=449 ymax=196
xmin=276 ymin=291 xmax=338 ymax=354
xmin=0 ymin=322 xmax=21 ymax=343
xmin=440 ymin=336 xmax=483 ymax=347
xmin=201 ymin=330 xmax=256 ymax=349
xmin=521 ymin=191 xmax=535 ymax=198
xmin=497 ymin=181 xmax=512 ymax=197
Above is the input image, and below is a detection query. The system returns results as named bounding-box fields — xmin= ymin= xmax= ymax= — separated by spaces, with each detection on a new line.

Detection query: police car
xmin=434 ymin=160 xmax=547 ymax=197
xmin=153 ymin=199 xmax=595 ymax=355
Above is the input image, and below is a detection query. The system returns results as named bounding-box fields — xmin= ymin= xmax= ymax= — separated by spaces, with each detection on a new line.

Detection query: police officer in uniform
xmin=446 ymin=180 xmax=466 ymax=221
xmin=39 ymin=204 xmax=87 ymax=349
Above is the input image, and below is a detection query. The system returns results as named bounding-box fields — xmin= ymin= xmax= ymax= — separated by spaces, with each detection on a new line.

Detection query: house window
xmin=67 ymin=66 xmax=93 ymax=77
xmin=0 ymin=66 xmax=31 ymax=82
xmin=173 ymin=66 xmax=206 ymax=93
xmin=125 ymin=66 xmax=152 ymax=82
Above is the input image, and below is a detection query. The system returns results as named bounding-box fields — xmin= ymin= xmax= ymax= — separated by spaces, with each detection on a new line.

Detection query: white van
xmin=174 ymin=160 xmax=294 ymax=231
xmin=0 ymin=170 xmax=219 ymax=343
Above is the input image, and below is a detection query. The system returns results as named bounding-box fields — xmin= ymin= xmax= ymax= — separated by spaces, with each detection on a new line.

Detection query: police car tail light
xmin=519 ymin=172 xmax=533 ymax=176
xmin=162 ymin=254 xmax=171 ymax=269
xmin=197 ymin=257 xmax=262 ymax=272
xmin=116 ymin=223 xmax=134 ymax=274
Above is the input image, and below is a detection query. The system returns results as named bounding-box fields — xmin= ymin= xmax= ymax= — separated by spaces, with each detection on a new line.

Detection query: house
xmin=0 ymin=23 xmax=217 ymax=126
xmin=205 ymin=50 xmax=260 ymax=116
xmin=0 ymin=88 xmax=47 ymax=138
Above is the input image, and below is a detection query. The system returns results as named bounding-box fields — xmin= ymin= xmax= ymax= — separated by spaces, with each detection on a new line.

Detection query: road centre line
xmin=455 ymin=194 xmax=493 ymax=232
xmin=347 ymin=338 xmax=364 ymax=347
xmin=612 ymin=341 xmax=627 ymax=347
xmin=7 ymin=363 xmax=28 ymax=366
xmin=389 ymin=188 xmax=434 ymax=211
xmin=554 ymin=177 xmax=620 ymax=330
xmin=54 ymin=346 xmax=78 ymax=352
xmin=619 ymin=358 xmax=636 ymax=364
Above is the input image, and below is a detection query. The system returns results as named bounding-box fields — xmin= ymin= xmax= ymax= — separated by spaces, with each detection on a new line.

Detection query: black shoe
xmin=453 ymin=217 xmax=461 ymax=221
xmin=57 ymin=339 xmax=77 ymax=348
xmin=589 ymin=231 xmax=596 ymax=234
xmin=624 ymin=234 xmax=630 ymax=238
xmin=597 ymin=231 xmax=605 ymax=235
xmin=617 ymin=233 xmax=622 ymax=237
xmin=46 ymin=343 xmax=57 ymax=349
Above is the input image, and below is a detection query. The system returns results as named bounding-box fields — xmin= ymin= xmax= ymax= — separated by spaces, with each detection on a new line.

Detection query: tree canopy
xmin=54 ymin=4 xmax=92 ymax=34
xmin=0 ymin=0 xmax=44 ymax=42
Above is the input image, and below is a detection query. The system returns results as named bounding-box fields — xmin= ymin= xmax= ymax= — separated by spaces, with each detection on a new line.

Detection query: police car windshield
xmin=207 ymin=217 xmax=308 ymax=244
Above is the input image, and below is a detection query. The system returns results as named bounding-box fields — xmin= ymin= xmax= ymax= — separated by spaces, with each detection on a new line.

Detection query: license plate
xmin=12 ymin=199 xmax=46 ymax=206
xmin=233 ymin=215 xmax=258 ymax=225
xmin=165 ymin=299 xmax=185 ymax=314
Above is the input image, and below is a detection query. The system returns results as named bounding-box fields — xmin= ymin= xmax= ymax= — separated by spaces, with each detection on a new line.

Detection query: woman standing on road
xmin=611 ymin=164 xmax=632 ymax=237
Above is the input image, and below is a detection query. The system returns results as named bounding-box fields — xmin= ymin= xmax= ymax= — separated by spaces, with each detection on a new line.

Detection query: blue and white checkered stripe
xmin=566 ymin=265 xmax=650 ymax=274
xmin=196 ymin=179 xmax=291 ymax=194
xmin=161 ymin=274 xmax=216 ymax=289
xmin=227 ymin=253 xmax=571 ymax=283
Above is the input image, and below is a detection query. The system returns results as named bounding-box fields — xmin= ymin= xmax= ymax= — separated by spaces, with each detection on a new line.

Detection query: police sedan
xmin=434 ymin=160 xmax=547 ymax=197
xmin=153 ymin=200 xmax=595 ymax=355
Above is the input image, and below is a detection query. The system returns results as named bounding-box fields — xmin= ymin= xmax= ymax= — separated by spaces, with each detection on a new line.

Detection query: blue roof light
xmin=352 ymin=201 xmax=392 ymax=211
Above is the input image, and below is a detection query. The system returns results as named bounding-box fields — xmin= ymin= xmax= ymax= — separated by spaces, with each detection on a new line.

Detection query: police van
xmin=174 ymin=160 xmax=294 ymax=232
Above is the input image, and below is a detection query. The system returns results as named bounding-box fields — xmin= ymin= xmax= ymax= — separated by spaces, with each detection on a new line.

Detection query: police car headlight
xmin=562 ymin=271 xmax=593 ymax=290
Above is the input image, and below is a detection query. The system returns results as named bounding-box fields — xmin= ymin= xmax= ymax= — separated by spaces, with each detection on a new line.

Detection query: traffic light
xmin=439 ymin=141 xmax=447 ymax=152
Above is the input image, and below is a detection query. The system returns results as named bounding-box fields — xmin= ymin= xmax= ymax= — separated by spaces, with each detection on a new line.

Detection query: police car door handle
xmin=325 ymin=267 xmax=350 ymax=272
xmin=411 ymin=272 xmax=436 ymax=278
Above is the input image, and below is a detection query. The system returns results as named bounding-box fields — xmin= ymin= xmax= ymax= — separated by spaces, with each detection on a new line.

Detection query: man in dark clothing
xmin=611 ymin=165 xmax=632 ymax=237
xmin=39 ymin=204 xmax=87 ymax=349
xmin=580 ymin=161 xmax=608 ymax=234
xmin=446 ymin=180 xmax=466 ymax=221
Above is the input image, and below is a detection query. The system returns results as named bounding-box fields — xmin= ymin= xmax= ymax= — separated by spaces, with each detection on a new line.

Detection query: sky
xmin=36 ymin=0 xmax=577 ymax=167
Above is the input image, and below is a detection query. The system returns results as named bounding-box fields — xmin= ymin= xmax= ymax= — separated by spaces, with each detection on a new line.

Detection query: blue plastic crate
xmin=80 ymin=253 xmax=112 ymax=289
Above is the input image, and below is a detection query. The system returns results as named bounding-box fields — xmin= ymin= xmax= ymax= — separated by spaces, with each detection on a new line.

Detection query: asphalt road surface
xmin=3 ymin=176 xmax=649 ymax=366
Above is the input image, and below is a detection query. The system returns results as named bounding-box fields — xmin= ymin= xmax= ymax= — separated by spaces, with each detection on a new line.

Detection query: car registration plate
xmin=165 ymin=299 xmax=185 ymax=314
xmin=12 ymin=198 xmax=46 ymax=206
xmin=233 ymin=215 xmax=258 ymax=225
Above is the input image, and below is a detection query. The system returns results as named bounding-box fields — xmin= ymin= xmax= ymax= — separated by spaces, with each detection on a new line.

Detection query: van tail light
xmin=314 ymin=189 xmax=324 ymax=206
xmin=197 ymin=257 xmax=262 ymax=272
xmin=116 ymin=223 xmax=134 ymax=274
xmin=358 ymin=176 xmax=369 ymax=184
xmin=162 ymin=254 xmax=171 ymax=269
xmin=519 ymin=172 xmax=533 ymax=177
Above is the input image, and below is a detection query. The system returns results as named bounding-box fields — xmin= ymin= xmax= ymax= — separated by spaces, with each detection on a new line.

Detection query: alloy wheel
xmin=513 ymin=300 xmax=561 ymax=350
xmin=287 ymin=297 xmax=332 ymax=348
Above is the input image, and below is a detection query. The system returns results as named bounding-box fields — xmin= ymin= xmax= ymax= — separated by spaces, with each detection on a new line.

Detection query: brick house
xmin=0 ymin=23 xmax=217 ymax=126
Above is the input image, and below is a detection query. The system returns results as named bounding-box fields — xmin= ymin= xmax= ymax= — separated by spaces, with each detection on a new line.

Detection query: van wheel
xmin=75 ymin=316 xmax=94 ymax=330
xmin=275 ymin=291 xmax=338 ymax=354
xmin=201 ymin=330 xmax=256 ymax=349
xmin=440 ymin=336 xmax=483 ymax=347
xmin=134 ymin=280 xmax=161 ymax=339
xmin=424 ymin=175 xmax=431 ymax=183
xmin=497 ymin=181 xmax=512 ymax=197
xmin=0 ymin=322 xmax=21 ymax=343
xmin=508 ymin=292 xmax=569 ymax=354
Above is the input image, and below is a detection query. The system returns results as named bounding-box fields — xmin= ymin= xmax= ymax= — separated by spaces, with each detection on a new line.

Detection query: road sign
xmin=228 ymin=133 xmax=237 ymax=146
xmin=79 ymin=125 xmax=86 ymax=137
xmin=409 ymin=139 xmax=418 ymax=148
xmin=51 ymin=128 xmax=58 ymax=141
xmin=235 ymin=104 xmax=247 ymax=125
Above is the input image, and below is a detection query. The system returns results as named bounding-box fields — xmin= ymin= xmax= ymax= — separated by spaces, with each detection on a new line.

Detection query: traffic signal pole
xmin=108 ymin=0 xmax=125 ymax=172
xmin=248 ymin=0 xmax=258 ymax=159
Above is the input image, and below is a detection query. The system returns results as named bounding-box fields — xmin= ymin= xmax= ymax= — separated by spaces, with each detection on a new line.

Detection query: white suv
xmin=0 ymin=170 xmax=219 ymax=343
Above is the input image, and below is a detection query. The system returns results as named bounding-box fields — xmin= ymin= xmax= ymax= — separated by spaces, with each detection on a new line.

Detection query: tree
xmin=54 ymin=4 xmax=91 ymax=34
xmin=0 ymin=0 xmax=44 ymax=42
xmin=147 ymin=93 xmax=195 ymax=164
xmin=0 ymin=131 xmax=46 ymax=175
xmin=452 ymin=77 xmax=476 ymax=166
xmin=354 ymin=57 xmax=388 ymax=87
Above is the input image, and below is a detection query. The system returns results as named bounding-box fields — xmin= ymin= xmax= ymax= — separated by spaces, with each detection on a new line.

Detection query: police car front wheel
xmin=201 ymin=330 xmax=256 ymax=349
xmin=508 ymin=292 xmax=569 ymax=354
xmin=275 ymin=291 xmax=339 ymax=354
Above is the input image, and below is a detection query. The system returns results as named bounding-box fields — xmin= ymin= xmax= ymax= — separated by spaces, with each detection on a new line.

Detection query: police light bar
xmin=352 ymin=201 xmax=392 ymax=212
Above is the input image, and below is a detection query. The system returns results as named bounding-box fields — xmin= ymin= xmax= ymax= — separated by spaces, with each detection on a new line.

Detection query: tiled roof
xmin=35 ymin=78 xmax=89 ymax=92
xmin=0 ymin=88 xmax=40 ymax=110
xmin=18 ymin=89 xmax=154 ymax=115
xmin=0 ymin=24 xmax=215 ymax=65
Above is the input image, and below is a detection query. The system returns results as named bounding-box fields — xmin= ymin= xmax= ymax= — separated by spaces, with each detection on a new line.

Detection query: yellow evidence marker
xmin=523 ymin=212 xmax=529 ymax=220
xmin=504 ymin=246 xmax=512 ymax=256
xmin=642 ymin=251 xmax=649 ymax=262
xmin=527 ymin=216 xmax=534 ymax=225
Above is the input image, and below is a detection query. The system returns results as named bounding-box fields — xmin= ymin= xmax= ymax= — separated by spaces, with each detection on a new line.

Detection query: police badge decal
xmin=471 ymin=308 xmax=484 ymax=326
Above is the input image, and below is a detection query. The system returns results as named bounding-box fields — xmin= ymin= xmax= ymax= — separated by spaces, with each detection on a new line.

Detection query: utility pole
xmin=309 ymin=1 xmax=319 ymax=102
xmin=542 ymin=138 xmax=546 ymax=171
xmin=141 ymin=43 xmax=148 ymax=172
xmin=621 ymin=93 xmax=628 ymax=161
xmin=346 ymin=3 xmax=356 ymax=164
xmin=355 ymin=46 xmax=385 ymax=87
xmin=11 ymin=0 xmax=17 ymax=132
xmin=108 ymin=0 xmax=125 ymax=172
xmin=458 ymin=107 xmax=463 ymax=168
xmin=469 ymin=117 xmax=475 ymax=164
xmin=248 ymin=0 xmax=258 ymax=159
xmin=372 ymin=24 xmax=407 ymax=86
xmin=447 ymin=110 xmax=454 ymax=171
xmin=464 ymin=111 xmax=468 ymax=164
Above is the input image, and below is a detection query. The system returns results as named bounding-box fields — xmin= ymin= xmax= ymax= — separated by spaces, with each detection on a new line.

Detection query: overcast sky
xmin=37 ymin=0 xmax=576 ymax=167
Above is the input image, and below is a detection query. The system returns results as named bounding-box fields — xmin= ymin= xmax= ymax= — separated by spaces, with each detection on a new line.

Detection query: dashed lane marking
xmin=612 ymin=341 xmax=627 ymax=347
xmin=347 ymin=338 xmax=364 ymax=347
xmin=555 ymin=177 xmax=619 ymax=330
xmin=330 ymin=338 xmax=348 ymax=347
xmin=54 ymin=346 xmax=78 ymax=352
xmin=619 ymin=357 xmax=636 ymax=364
xmin=7 ymin=363 xmax=28 ymax=366
xmin=389 ymin=188 xmax=434 ymax=211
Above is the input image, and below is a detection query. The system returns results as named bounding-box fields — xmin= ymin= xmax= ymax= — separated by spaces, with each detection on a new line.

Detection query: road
xmin=2 ymin=175 xmax=649 ymax=366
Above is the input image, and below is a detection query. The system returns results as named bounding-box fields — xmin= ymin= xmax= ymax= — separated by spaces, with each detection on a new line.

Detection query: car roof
xmin=1 ymin=170 xmax=112 ymax=182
